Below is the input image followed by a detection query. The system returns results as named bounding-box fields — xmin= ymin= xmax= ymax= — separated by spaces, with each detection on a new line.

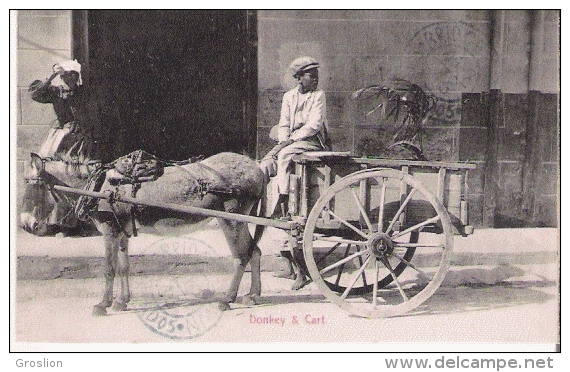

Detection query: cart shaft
xmin=53 ymin=185 xmax=294 ymax=230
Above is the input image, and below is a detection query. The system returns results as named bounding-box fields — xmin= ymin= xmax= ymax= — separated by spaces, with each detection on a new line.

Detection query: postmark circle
xmin=405 ymin=21 xmax=481 ymax=101
xmin=138 ymin=303 xmax=222 ymax=340
xmin=402 ymin=20 xmax=483 ymax=129
xmin=136 ymin=235 xmax=223 ymax=340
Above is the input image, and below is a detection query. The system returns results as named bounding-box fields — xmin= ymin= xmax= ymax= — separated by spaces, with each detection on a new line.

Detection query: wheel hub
xmin=367 ymin=232 xmax=394 ymax=258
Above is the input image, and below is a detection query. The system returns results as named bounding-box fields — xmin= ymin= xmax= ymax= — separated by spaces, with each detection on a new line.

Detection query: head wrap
xmin=57 ymin=59 xmax=83 ymax=86
xmin=289 ymin=56 xmax=319 ymax=77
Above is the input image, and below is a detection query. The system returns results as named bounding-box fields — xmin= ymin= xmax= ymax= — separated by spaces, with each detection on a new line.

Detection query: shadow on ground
xmin=16 ymin=264 xmax=557 ymax=318
xmin=398 ymin=280 xmax=557 ymax=318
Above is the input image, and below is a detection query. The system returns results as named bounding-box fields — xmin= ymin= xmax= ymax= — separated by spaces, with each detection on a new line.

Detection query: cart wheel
xmin=307 ymin=230 xmax=418 ymax=295
xmin=303 ymin=168 xmax=453 ymax=318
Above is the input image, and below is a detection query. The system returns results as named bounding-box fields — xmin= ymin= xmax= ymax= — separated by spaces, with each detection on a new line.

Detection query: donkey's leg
xmin=216 ymin=214 xmax=256 ymax=311
xmin=112 ymin=233 xmax=131 ymax=312
xmin=289 ymin=235 xmax=307 ymax=290
xmin=239 ymin=199 xmax=262 ymax=303
xmin=242 ymin=244 xmax=262 ymax=306
xmin=291 ymin=258 xmax=308 ymax=291
xmin=93 ymin=223 xmax=118 ymax=316
xmin=218 ymin=197 xmax=264 ymax=309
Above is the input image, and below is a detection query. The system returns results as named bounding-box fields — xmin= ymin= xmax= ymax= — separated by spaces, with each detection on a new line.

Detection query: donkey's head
xmin=20 ymin=153 xmax=92 ymax=236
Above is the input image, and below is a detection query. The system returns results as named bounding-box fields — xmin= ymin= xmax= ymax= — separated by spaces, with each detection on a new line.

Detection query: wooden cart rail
xmin=294 ymin=153 xmax=477 ymax=171
xmin=289 ymin=153 xmax=476 ymax=236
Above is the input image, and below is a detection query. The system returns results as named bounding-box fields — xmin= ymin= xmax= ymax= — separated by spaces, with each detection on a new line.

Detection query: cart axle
xmin=367 ymin=232 xmax=394 ymax=257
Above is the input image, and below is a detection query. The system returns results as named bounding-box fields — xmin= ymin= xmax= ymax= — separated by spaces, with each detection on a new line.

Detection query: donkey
xmin=20 ymin=151 xmax=266 ymax=316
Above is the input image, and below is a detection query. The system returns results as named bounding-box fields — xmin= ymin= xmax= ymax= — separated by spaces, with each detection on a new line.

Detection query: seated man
xmin=260 ymin=56 xmax=331 ymax=289
xmin=261 ymin=56 xmax=330 ymax=208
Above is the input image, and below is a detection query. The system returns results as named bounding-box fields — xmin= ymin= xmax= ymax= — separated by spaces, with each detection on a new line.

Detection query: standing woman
xmin=28 ymin=59 xmax=95 ymax=160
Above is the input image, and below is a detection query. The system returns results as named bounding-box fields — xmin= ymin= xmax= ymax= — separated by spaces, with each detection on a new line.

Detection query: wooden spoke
xmin=350 ymin=186 xmax=373 ymax=232
xmin=372 ymin=259 xmax=379 ymax=309
xmin=356 ymin=245 xmax=368 ymax=287
xmin=377 ymin=179 xmax=386 ymax=233
xmin=319 ymin=249 xmax=369 ymax=275
xmin=334 ymin=245 xmax=351 ymax=286
xmin=392 ymin=242 xmax=445 ymax=248
xmin=340 ymin=256 xmax=372 ymax=300
xmin=385 ymin=188 xmax=417 ymax=234
xmin=380 ymin=257 xmax=409 ymax=302
xmin=325 ymin=208 xmax=369 ymax=239
xmin=316 ymin=243 xmax=342 ymax=266
xmin=392 ymin=216 xmax=440 ymax=239
xmin=392 ymin=253 xmax=433 ymax=281
xmin=314 ymin=236 xmax=367 ymax=246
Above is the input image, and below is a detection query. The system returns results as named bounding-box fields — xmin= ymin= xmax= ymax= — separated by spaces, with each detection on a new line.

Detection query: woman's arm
xmin=29 ymin=72 xmax=59 ymax=103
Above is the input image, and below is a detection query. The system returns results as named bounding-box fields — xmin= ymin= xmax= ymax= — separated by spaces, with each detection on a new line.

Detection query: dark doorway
xmin=73 ymin=10 xmax=257 ymax=162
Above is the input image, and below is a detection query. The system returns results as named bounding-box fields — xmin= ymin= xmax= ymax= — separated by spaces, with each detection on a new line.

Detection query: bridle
xmin=24 ymin=155 xmax=49 ymax=185
xmin=24 ymin=155 xmax=63 ymax=205
xmin=24 ymin=154 xmax=98 ymax=226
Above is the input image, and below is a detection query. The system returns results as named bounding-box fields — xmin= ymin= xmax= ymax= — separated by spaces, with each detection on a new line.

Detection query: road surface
xmin=12 ymin=264 xmax=559 ymax=351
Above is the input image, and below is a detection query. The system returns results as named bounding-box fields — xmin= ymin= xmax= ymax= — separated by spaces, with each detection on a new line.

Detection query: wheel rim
xmin=303 ymin=168 xmax=453 ymax=318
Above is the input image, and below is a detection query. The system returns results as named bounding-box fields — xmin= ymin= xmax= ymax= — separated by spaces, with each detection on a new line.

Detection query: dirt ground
xmin=12 ymin=262 xmax=559 ymax=349
xmin=12 ymin=225 xmax=559 ymax=350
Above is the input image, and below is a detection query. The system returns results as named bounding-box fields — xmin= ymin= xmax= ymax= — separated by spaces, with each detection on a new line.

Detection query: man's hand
xmin=259 ymin=157 xmax=277 ymax=179
xmin=264 ymin=139 xmax=294 ymax=160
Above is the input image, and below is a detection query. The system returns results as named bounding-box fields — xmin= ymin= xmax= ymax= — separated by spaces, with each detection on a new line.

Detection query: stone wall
xmin=16 ymin=10 xmax=72 ymax=152
xmin=257 ymin=10 xmax=559 ymax=227
xmin=14 ymin=10 xmax=559 ymax=228
xmin=15 ymin=10 xmax=72 ymax=211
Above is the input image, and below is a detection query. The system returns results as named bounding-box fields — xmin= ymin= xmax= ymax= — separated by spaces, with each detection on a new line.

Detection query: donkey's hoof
xmin=218 ymin=301 xmax=231 ymax=312
xmin=92 ymin=305 xmax=108 ymax=317
xmin=112 ymin=301 xmax=127 ymax=312
xmin=242 ymin=295 xmax=261 ymax=306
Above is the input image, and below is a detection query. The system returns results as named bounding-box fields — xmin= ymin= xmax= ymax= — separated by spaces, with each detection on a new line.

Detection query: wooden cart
xmin=54 ymin=152 xmax=476 ymax=318
xmin=285 ymin=152 xmax=476 ymax=317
